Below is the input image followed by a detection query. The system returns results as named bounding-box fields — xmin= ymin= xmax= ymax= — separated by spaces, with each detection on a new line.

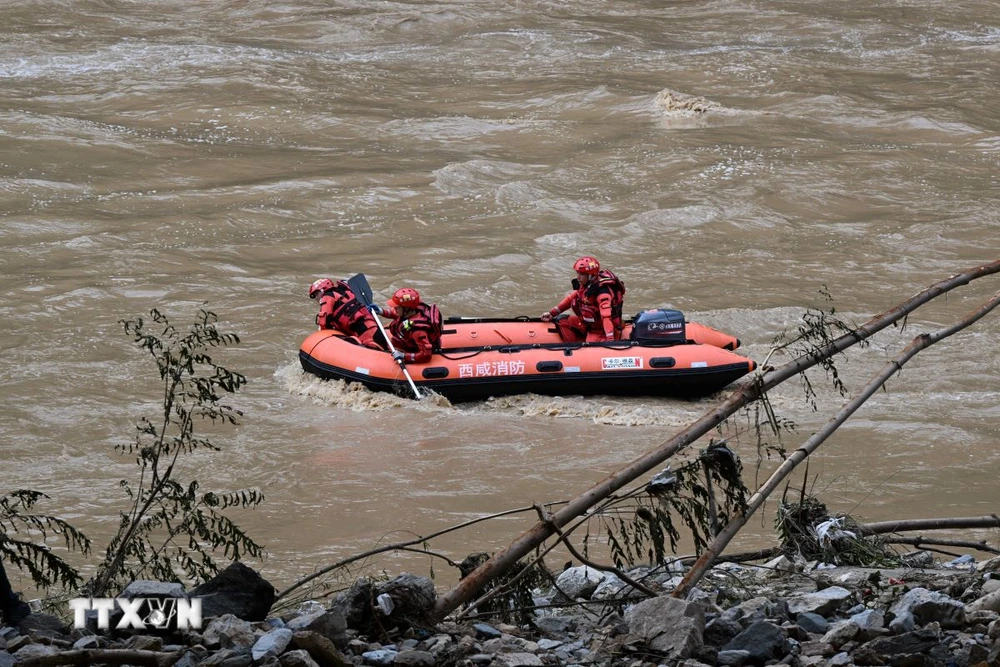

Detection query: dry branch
xmin=532 ymin=503 xmax=658 ymax=598
xmin=277 ymin=501 xmax=566 ymax=602
xmin=14 ymin=649 xmax=181 ymax=667
xmin=433 ymin=261 xmax=1000 ymax=619
xmin=672 ymin=291 xmax=1000 ymax=598
xmin=859 ymin=516 xmax=1000 ymax=536
xmin=883 ymin=537 xmax=1000 ymax=556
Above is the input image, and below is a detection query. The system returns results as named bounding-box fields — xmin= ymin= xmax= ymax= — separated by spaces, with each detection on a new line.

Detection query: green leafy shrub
xmin=89 ymin=308 xmax=264 ymax=596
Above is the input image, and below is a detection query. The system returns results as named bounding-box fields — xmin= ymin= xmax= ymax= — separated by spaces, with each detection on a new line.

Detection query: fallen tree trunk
xmin=433 ymin=260 xmax=1000 ymax=619
xmin=672 ymin=290 xmax=1000 ymax=597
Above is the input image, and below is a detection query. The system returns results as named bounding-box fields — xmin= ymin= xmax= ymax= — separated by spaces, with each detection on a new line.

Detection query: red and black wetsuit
xmin=317 ymin=281 xmax=386 ymax=350
xmin=382 ymin=303 xmax=443 ymax=363
xmin=547 ymin=269 xmax=625 ymax=342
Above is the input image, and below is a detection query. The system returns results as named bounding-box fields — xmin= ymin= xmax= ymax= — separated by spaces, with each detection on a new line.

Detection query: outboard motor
xmin=630 ymin=309 xmax=687 ymax=346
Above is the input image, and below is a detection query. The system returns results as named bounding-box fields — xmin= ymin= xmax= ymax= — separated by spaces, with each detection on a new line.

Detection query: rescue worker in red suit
xmin=378 ymin=287 xmax=443 ymax=364
xmin=309 ymin=278 xmax=387 ymax=350
xmin=540 ymin=256 xmax=626 ymax=343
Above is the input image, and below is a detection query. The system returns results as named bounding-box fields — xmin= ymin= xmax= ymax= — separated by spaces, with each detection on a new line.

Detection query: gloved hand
xmin=369 ymin=304 xmax=382 ymax=315
xmin=392 ymin=350 xmax=405 ymax=363
xmin=540 ymin=312 xmax=553 ymax=322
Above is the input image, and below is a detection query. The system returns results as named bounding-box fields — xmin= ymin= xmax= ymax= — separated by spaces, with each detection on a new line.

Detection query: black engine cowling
xmin=630 ymin=308 xmax=687 ymax=346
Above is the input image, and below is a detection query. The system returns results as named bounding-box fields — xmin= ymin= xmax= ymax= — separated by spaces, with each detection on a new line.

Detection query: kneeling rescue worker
xmin=378 ymin=287 xmax=443 ymax=364
xmin=540 ymin=256 xmax=626 ymax=343
xmin=309 ymin=278 xmax=387 ymax=350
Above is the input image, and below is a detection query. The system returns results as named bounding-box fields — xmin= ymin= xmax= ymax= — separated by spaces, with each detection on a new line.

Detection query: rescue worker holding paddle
xmin=377 ymin=287 xmax=443 ymax=364
xmin=540 ymin=256 xmax=626 ymax=343
xmin=308 ymin=278 xmax=387 ymax=350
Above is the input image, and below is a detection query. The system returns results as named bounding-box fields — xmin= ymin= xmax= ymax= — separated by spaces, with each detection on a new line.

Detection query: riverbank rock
xmin=190 ymin=561 xmax=276 ymax=621
xmin=625 ymin=596 xmax=705 ymax=659
xmin=7 ymin=556 xmax=1000 ymax=666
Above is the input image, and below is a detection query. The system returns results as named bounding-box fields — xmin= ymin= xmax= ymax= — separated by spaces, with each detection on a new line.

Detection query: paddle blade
xmin=346 ymin=273 xmax=374 ymax=306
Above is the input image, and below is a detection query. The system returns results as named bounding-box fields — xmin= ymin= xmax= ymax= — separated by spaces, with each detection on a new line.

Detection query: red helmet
xmin=573 ymin=256 xmax=600 ymax=276
xmin=388 ymin=287 xmax=421 ymax=309
xmin=309 ymin=278 xmax=334 ymax=299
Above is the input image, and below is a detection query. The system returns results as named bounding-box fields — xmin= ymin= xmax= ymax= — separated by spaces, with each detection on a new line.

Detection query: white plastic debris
xmin=813 ymin=517 xmax=857 ymax=547
xmin=376 ymin=593 xmax=395 ymax=615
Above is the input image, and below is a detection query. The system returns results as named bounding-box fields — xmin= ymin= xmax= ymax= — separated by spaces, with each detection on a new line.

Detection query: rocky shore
xmin=4 ymin=552 xmax=1000 ymax=667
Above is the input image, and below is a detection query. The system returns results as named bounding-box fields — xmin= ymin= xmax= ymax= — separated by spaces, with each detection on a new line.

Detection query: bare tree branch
xmin=883 ymin=536 xmax=1000 ymax=556
xmin=532 ymin=503 xmax=658 ymax=598
xmin=672 ymin=290 xmax=1000 ymax=598
xmin=434 ymin=261 xmax=1000 ymax=619
xmin=859 ymin=516 xmax=1000 ymax=536
xmin=276 ymin=502 xmax=567 ymax=601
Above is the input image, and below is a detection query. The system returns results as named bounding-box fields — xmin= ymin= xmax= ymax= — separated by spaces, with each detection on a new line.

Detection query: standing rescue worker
xmin=379 ymin=287 xmax=443 ymax=364
xmin=540 ymin=256 xmax=626 ymax=342
xmin=309 ymin=278 xmax=387 ymax=350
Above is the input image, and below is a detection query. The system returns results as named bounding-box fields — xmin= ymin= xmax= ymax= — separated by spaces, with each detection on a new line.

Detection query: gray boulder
xmin=190 ymin=562 xmax=276 ymax=622
xmin=253 ymin=627 xmax=294 ymax=661
xmin=289 ymin=629 xmax=352 ymax=667
xmin=704 ymin=616 xmax=743 ymax=648
xmin=722 ymin=620 xmax=787 ymax=666
xmin=626 ymin=596 xmax=705 ymax=659
xmin=860 ymin=628 xmax=940 ymax=660
xmin=785 ymin=587 xmax=852 ymax=617
xmin=795 ymin=612 xmax=828 ymax=634
xmin=849 ymin=608 xmax=885 ymax=640
xmin=280 ymin=650 xmax=321 ymax=667
xmin=202 ymin=614 xmax=256 ymax=650
xmin=889 ymin=587 xmax=965 ymax=629
xmin=285 ymin=608 xmax=347 ymax=645
xmin=120 ymin=580 xmax=187 ymax=599
xmin=966 ymin=588 xmax=1000 ymax=613
xmin=554 ymin=566 xmax=605 ymax=600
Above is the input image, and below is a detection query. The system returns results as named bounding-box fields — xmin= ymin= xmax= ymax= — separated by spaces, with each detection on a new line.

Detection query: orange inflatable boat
xmin=299 ymin=308 xmax=756 ymax=402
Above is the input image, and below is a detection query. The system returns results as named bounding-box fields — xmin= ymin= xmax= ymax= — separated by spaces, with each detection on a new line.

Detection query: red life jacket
xmin=572 ymin=269 xmax=626 ymax=332
xmin=317 ymin=281 xmax=377 ymax=336
xmin=388 ymin=303 xmax=443 ymax=350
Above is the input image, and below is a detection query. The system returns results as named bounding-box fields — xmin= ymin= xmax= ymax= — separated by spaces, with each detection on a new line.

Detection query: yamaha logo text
xmin=69 ymin=597 xmax=202 ymax=630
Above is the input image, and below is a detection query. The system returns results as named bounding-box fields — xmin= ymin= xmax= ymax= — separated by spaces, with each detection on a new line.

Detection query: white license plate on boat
xmin=601 ymin=356 xmax=643 ymax=370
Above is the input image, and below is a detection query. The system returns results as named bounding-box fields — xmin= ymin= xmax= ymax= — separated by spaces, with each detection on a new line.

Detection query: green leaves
xmin=0 ymin=490 xmax=91 ymax=590
xmin=89 ymin=307 xmax=263 ymax=596
xmin=604 ymin=446 xmax=749 ymax=571
xmin=770 ymin=285 xmax=866 ymax=411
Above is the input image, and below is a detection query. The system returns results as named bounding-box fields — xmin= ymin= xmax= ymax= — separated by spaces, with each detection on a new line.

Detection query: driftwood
xmin=859 ymin=516 xmax=1000 ymax=536
xmin=692 ymin=514 xmax=1000 ymax=565
xmin=883 ymin=537 xmax=1000 ymax=556
xmin=672 ymin=289 xmax=1000 ymax=597
xmin=432 ymin=260 xmax=1000 ymax=620
xmin=14 ymin=649 xmax=181 ymax=667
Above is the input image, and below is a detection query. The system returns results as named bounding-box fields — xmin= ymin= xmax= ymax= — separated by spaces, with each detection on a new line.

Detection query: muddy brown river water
xmin=1 ymin=0 xmax=998 ymax=596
